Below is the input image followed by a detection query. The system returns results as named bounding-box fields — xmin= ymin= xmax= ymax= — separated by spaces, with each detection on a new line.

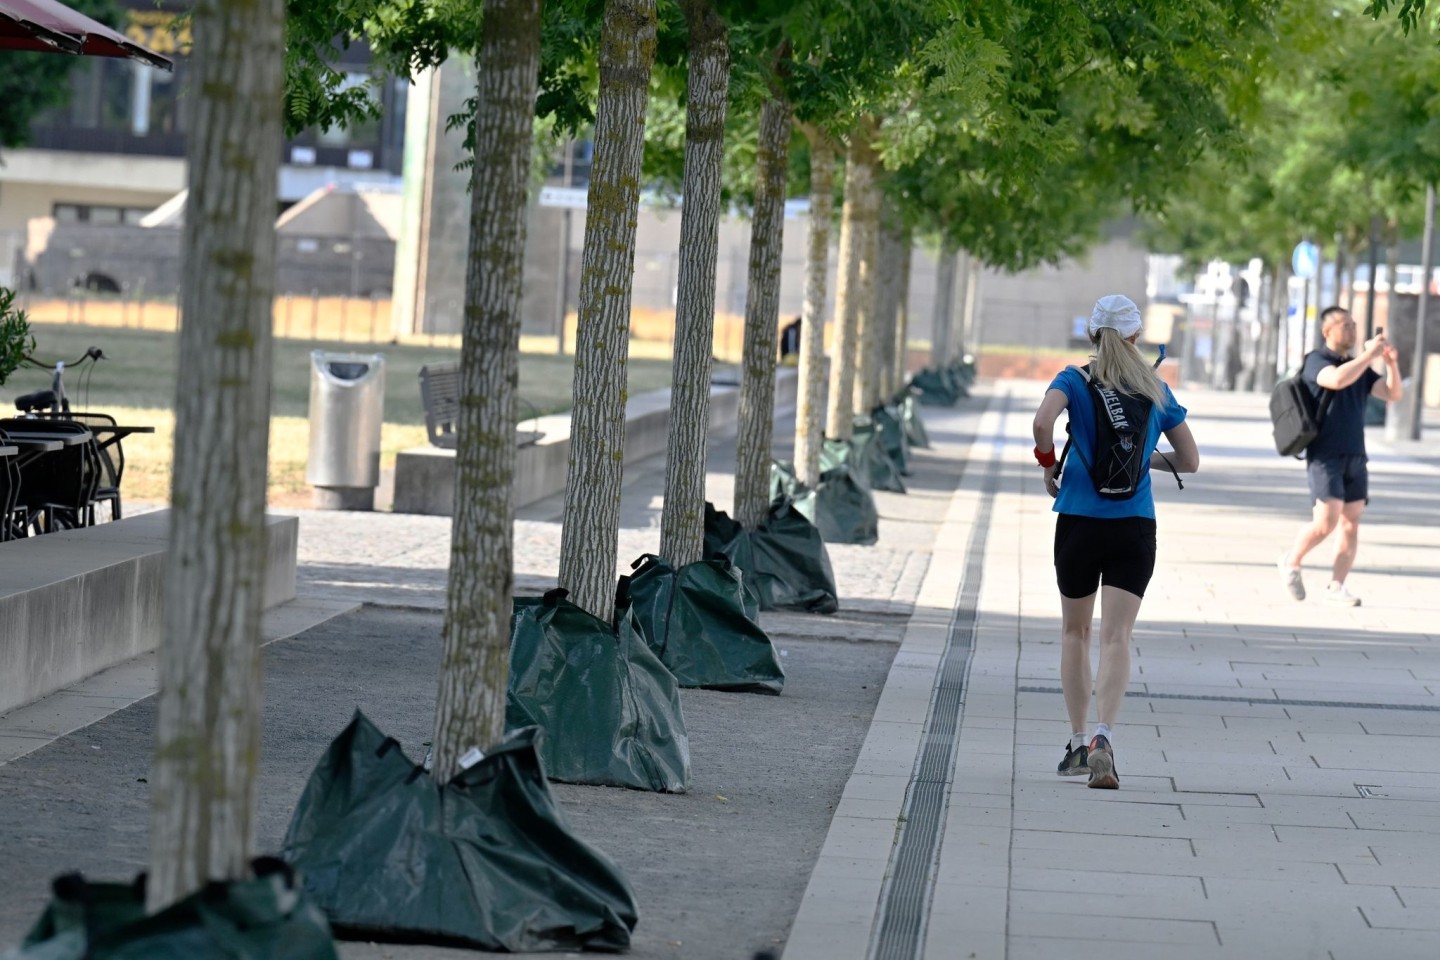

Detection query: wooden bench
xmin=419 ymin=362 xmax=543 ymax=449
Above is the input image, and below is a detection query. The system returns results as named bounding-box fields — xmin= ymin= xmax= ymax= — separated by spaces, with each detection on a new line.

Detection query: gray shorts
xmin=1306 ymin=454 xmax=1368 ymax=504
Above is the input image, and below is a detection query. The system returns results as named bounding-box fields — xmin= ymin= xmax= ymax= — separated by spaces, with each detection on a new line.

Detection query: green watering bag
xmin=769 ymin=460 xmax=879 ymax=546
xmin=626 ymin=554 xmax=785 ymax=694
xmin=703 ymin=501 xmax=839 ymax=614
xmin=507 ymin=588 xmax=691 ymax=793
xmin=5 ymin=859 xmax=338 ymax=960
xmin=282 ymin=712 xmax=639 ymax=952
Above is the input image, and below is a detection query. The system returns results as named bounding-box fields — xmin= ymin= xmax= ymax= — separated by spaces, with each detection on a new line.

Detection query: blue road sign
xmin=1292 ymin=241 xmax=1320 ymax=279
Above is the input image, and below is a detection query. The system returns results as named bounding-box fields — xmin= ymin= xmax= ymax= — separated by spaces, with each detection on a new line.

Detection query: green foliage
xmin=0 ymin=0 xmax=118 ymax=149
xmin=875 ymin=0 xmax=1282 ymax=273
xmin=1365 ymin=0 xmax=1435 ymax=32
xmin=0 ymin=288 xmax=36 ymax=388
xmin=283 ymin=0 xmax=480 ymax=135
xmin=1144 ymin=0 xmax=1440 ymax=272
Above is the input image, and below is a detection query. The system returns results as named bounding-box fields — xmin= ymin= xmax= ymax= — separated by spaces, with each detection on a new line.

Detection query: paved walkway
xmin=2 ymin=379 xmax=1438 ymax=960
xmin=785 ymin=381 xmax=1440 ymax=960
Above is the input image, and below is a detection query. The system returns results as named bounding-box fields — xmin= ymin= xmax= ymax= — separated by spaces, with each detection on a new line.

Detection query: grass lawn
xmin=2 ymin=323 xmax=674 ymax=506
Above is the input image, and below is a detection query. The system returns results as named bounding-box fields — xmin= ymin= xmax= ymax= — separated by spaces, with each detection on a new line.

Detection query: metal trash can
xmin=307 ymin=351 xmax=385 ymax=510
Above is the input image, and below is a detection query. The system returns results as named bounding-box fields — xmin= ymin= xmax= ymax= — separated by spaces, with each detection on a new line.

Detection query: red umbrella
xmin=0 ymin=0 xmax=172 ymax=70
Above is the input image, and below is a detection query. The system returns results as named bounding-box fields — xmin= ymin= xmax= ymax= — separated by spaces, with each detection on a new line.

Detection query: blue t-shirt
xmin=1048 ymin=366 xmax=1187 ymax=520
xmin=1302 ymin=347 xmax=1379 ymax=460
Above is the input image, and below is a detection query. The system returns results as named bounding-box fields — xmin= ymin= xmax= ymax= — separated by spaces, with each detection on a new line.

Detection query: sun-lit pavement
xmin=784 ymin=379 xmax=1440 ymax=960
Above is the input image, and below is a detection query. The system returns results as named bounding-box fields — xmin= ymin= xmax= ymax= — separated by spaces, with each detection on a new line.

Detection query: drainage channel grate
xmin=868 ymin=404 xmax=1005 ymax=960
xmin=1017 ymin=686 xmax=1440 ymax=713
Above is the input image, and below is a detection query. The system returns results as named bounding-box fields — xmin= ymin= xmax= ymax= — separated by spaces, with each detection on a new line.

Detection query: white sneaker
xmin=1326 ymin=581 xmax=1361 ymax=607
xmin=1278 ymin=554 xmax=1304 ymax=601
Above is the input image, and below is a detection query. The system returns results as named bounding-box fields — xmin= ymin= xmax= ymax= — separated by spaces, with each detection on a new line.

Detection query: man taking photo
xmin=1278 ymin=307 xmax=1403 ymax=606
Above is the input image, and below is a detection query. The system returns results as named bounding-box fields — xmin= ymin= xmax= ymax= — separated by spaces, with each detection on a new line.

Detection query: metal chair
xmin=0 ymin=418 xmax=100 ymax=534
xmin=37 ymin=411 xmax=124 ymax=522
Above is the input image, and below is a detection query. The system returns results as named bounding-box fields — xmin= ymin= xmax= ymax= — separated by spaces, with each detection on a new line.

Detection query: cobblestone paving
xmin=283 ymin=401 xmax=983 ymax=641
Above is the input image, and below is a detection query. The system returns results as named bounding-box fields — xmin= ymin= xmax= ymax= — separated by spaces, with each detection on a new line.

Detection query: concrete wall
xmin=23 ymin=222 xmax=396 ymax=298
xmin=394 ymin=370 xmax=799 ymax=516
xmin=975 ymin=228 xmax=1151 ymax=352
xmin=402 ymin=186 xmax=1146 ymax=358
xmin=0 ymin=511 xmax=298 ymax=716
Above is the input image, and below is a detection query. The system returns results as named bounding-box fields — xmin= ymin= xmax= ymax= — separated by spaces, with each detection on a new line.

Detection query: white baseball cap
xmin=1088 ymin=294 xmax=1143 ymax=339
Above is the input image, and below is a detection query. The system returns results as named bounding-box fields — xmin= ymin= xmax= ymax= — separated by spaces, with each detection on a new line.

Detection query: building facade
xmin=0 ymin=1 xmax=407 ymax=291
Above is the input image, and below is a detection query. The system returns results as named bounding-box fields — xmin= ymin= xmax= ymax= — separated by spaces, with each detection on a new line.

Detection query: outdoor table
xmin=6 ymin=435 xmax=65 ymax=469
xmin=88 ymin=424 xmax=155 ymax=456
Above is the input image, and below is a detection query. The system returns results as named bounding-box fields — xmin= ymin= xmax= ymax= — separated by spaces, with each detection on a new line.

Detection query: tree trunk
xmin=733 ymin=94 xmax=791 ymax=529
xmin=658 ymin=0 xmax=728 ymax=568
xmin=1310 ymin=244 xmax=1327 ymax=351
xmin=1336 ymin=232 xmax=1352 ymax=315
xmin=558 ymin=0 xmax=657 ymax=617
xmin=1407 ymin=183 xmax=1435 ymax=441
xmin=1363 ymin=212 xmax=1382 ymax=340
xmin=892 ymin=229 xmax=913 ymax=393
xmin=825 ymin=122 xmax=876 ymax=440
xmin=872 ymin=206 xmax=902 ymax=404
xmin=930 ymin=242 xmax=958 ymax=367
xmin=148 ymin=0 xmax=282 ymax=910
xmin=430 ymin=0 xmax=541 ymax=783
xmin=1258 ymin=260 xmax=1287 ymax=390
xmin=959 ymin=253 xmax=981 ymax=360
xmin=850 ymin=154 xmax=882 ymax=416
xmin=794 ymin=126 xmax=834 ymax=489
xmin=1384 ymin=217 xmax=1400 ymax=334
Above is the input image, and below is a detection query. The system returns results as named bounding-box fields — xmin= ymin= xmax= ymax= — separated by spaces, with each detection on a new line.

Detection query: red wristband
xmin=1034 ymin=445 xmax=1056 ymax=468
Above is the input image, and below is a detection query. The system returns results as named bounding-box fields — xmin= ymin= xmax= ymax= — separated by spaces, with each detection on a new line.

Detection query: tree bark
xmin=1384 ymin=217 xmax=1400 ymax=334
xmin=930 ymin=242 xmax=958 ymax=367
xmin=872 ymin=205 xmax=902 ymax=404
xmin=430 ymin=0 xmax=541 ymax=783
xmin=959 ymin=253 xmax=981 ymax=361
xmin=825 ymin=122 xmax=876 ymax=440
xmin=1363 ymin=212 xmax=1382 ymax=340
xmin=850 ymin=151 xmax=882 ymax=416
xmin=1258 ymin=260 xmax=1287 ymax=391
xmin=658 ymin=0 xmax=728 ymax=568
xmin=148 ymin=0 xmax=282 ymax=910
xmin=733 ymin=94 xmax=791 ymax=529
xmin=558 ymin=0 xmax=657 ymax=617
xmin=794 ymin=126 xmax=834 ymax=489
xmin=891 ymin=229 xmax=913 ymax=395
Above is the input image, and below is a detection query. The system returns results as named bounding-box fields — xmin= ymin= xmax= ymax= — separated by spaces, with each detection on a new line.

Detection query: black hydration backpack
xmin=1056 ymin=365 xmax=1182 ymax=500
xmin=1269 ymin=352 xmax=1334 ymax=458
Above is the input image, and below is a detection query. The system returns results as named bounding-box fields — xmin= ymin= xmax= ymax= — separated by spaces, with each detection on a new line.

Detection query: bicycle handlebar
xmin=21 ymin=346 xmax=106 ymax=368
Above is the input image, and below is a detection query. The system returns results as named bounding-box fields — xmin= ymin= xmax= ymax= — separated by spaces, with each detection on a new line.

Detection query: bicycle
xmin=12 ymin=346 xmax=106 ymax=415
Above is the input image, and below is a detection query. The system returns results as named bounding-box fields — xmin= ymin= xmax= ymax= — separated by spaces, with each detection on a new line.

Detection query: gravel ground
xmin=0 ymin=605 xmax=897 ymax=960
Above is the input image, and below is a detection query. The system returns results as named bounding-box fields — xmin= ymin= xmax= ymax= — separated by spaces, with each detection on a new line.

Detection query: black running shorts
xmin=1306 ymin=454 xmax=1368 ymax=505
xmin=1053 ymin=514 xmax=1158 ymax=599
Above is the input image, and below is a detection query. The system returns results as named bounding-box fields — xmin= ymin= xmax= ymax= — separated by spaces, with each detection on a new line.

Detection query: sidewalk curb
xmin=0 ymin=596 xmax=359 ymax=768
xmin=783 ymin=392 xmax=1002 ymax=960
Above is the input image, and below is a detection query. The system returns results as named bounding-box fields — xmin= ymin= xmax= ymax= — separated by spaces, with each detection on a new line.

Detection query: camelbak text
xmin=1098 ymin=387 xmax=1129 ymax=430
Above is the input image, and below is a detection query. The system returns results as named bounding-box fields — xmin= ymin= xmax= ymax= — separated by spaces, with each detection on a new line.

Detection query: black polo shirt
xmin=1302 ymin=347 xmax=1380 ymax=459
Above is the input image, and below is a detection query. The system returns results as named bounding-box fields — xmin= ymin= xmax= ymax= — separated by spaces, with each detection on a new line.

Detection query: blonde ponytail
xmin=1090 ymin=328 xmax=1166 ymax=407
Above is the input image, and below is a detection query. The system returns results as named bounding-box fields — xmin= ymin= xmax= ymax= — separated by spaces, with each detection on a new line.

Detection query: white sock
xmin=1069 ymin=732 xmax=1086 ymax=751
xmin=1093 ymin=723 xmax=1112 ymax=745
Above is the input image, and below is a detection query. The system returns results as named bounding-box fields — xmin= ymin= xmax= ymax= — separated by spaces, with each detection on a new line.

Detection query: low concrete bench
xmin=0 ymin=510 xmax=298 ymax=716
xmin=394 ymin=369 xmax=798 ymax=517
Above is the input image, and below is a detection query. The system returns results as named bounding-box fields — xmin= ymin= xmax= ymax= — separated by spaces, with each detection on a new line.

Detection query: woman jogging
xmin=1031 ymin=294 xmax=1200 ymax=789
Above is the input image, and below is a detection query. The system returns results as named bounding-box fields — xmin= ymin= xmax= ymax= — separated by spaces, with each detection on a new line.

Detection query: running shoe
xmin=1326 ymin=581 xmax=1361 ymax=607
xmin=1087 ymin=734 xmax=1119 ymax=790
xmin=1057 ymin=741 xmax=1089 ymax=777
xmin=1278 ymin=554 xmax=1305 ymax=601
